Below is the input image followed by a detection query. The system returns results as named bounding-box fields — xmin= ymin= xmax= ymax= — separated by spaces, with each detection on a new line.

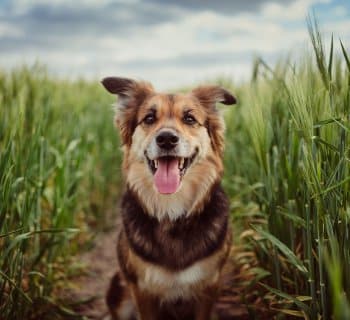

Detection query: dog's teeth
xmin=179 ymin=158 xmax=184 ymax=169
xmin=154 ymin=160 xmax=158 ymax=169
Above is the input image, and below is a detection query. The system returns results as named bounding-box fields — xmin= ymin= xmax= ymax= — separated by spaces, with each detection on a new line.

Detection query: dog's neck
xmin=121 ymin=183 xmax=229 ymax=270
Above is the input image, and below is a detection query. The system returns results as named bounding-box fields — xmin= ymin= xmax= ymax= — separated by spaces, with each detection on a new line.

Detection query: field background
xmin=1 ymin=24 xmax=350 ymax=319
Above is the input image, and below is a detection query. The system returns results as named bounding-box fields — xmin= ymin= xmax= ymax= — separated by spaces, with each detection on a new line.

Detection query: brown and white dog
xmin=101 ymin=77 xmax=236 ymax=320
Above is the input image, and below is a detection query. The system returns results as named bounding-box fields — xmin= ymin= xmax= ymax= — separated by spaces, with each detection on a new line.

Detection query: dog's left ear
xmin=192 ymin=86 xmax=236 ymax=157
xmin=191 ymin=85 xmax=236 ymax=108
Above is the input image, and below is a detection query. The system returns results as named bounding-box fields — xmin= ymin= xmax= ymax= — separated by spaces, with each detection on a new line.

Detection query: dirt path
xmin=65 ymin=224 xmax=269 ymax=320
xmin=62 ymin=223 xmax=121 ymax=320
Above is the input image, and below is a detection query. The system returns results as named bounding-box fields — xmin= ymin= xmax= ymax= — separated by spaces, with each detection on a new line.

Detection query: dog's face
xmin=102 ymin=77 xmax=236 ymax=218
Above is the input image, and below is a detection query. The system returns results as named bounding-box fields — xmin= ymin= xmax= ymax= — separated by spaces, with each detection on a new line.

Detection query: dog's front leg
xmin=194 ymin=285 xmax=219 ymax=320
xmin=131 ymin=285 xmax=159 ymax=320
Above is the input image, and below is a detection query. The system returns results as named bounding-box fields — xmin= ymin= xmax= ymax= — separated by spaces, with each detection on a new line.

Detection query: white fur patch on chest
xmin=139 ymin=262 xmax=213 ymax=301
xmin=145 ymin=263 xmax=204 ymax=286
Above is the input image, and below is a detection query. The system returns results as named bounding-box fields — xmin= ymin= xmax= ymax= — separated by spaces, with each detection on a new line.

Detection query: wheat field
xmin=1 ymin=23 xmax=350 ymax=319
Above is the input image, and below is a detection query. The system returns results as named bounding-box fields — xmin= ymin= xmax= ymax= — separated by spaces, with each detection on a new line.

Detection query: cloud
xmin=148 ymin=0 xmax=296 ymax=15
xmin=0 ymin=1 xmax=181 ymax=49
xmin=119 ymin=51 xmax=255 ymax=70
xmin=0 ymin=0 xmax=348 ymax=89
xmin=0 ymin=22 xmax=23 ymax=37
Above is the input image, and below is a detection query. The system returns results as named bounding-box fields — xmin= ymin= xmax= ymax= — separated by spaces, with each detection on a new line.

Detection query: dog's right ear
xmin=102 ymin=77 xmax=136 ymax=97
xmin=101 ymin=77 xmax=153 ymax=99
xmin=101 ymin=77 xmax=154 ymax=145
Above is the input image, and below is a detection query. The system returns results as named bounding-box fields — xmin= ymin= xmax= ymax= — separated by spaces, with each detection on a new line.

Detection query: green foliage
xmin=1 ymin=19 xmax=349 ymax=320
xmin=0 ymin=65 xmax=121 ymax=319
xmin=223 ymin=19 xmax=350 ymax=319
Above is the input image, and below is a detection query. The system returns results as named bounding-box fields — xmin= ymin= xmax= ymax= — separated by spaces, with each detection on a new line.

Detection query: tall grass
xmin=224 ymin=20 xmax=350 ymax=318
xmin=1 ymin=21 xmax=349 ymax=320
xmin=0 ymin=65 xmax=121 ymax=319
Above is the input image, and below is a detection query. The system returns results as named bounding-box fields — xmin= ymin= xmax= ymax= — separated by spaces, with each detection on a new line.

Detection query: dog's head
xmin=102 ymin=77 xmax=236 ymax=219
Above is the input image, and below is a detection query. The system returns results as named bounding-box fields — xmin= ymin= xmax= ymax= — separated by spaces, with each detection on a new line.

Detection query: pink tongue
xmin=154 ymin=158 xmax=180 ymax=194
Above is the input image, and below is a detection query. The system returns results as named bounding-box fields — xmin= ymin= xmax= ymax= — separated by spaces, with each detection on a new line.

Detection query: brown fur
xmin=102 ymin=77 xmax=236 ymax=320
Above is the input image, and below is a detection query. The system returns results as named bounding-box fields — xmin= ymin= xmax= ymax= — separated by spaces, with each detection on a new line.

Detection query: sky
xmin=0 ymin=0 xmax=349 ymax=89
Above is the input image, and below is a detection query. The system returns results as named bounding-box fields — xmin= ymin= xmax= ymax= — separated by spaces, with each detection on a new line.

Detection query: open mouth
xmin=146 ymin=149 xmax=198 ymax=194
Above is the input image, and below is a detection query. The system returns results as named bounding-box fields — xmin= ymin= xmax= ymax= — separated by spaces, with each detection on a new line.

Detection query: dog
xmin=101 ymin=77 xmax=236 ymax=320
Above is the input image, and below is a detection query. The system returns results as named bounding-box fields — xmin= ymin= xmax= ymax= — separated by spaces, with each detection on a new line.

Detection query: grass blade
xmin=252 ymin=226 xmax=308 ymax=274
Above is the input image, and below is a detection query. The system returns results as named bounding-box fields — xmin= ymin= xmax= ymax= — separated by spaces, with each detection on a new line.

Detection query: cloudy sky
xmin=0 ymin=0 xmax=349 ymax=89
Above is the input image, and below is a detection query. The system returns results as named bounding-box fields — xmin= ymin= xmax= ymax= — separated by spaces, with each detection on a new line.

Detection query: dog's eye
xmin=183 ymin=114 xmax=197 ymax=125
xmin=144 ymin=114 xmax=156 ymax=125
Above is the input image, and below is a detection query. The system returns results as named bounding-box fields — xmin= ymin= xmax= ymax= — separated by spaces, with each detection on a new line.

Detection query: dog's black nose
xmin=156 ymin=131 xmax=179 ymax=150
